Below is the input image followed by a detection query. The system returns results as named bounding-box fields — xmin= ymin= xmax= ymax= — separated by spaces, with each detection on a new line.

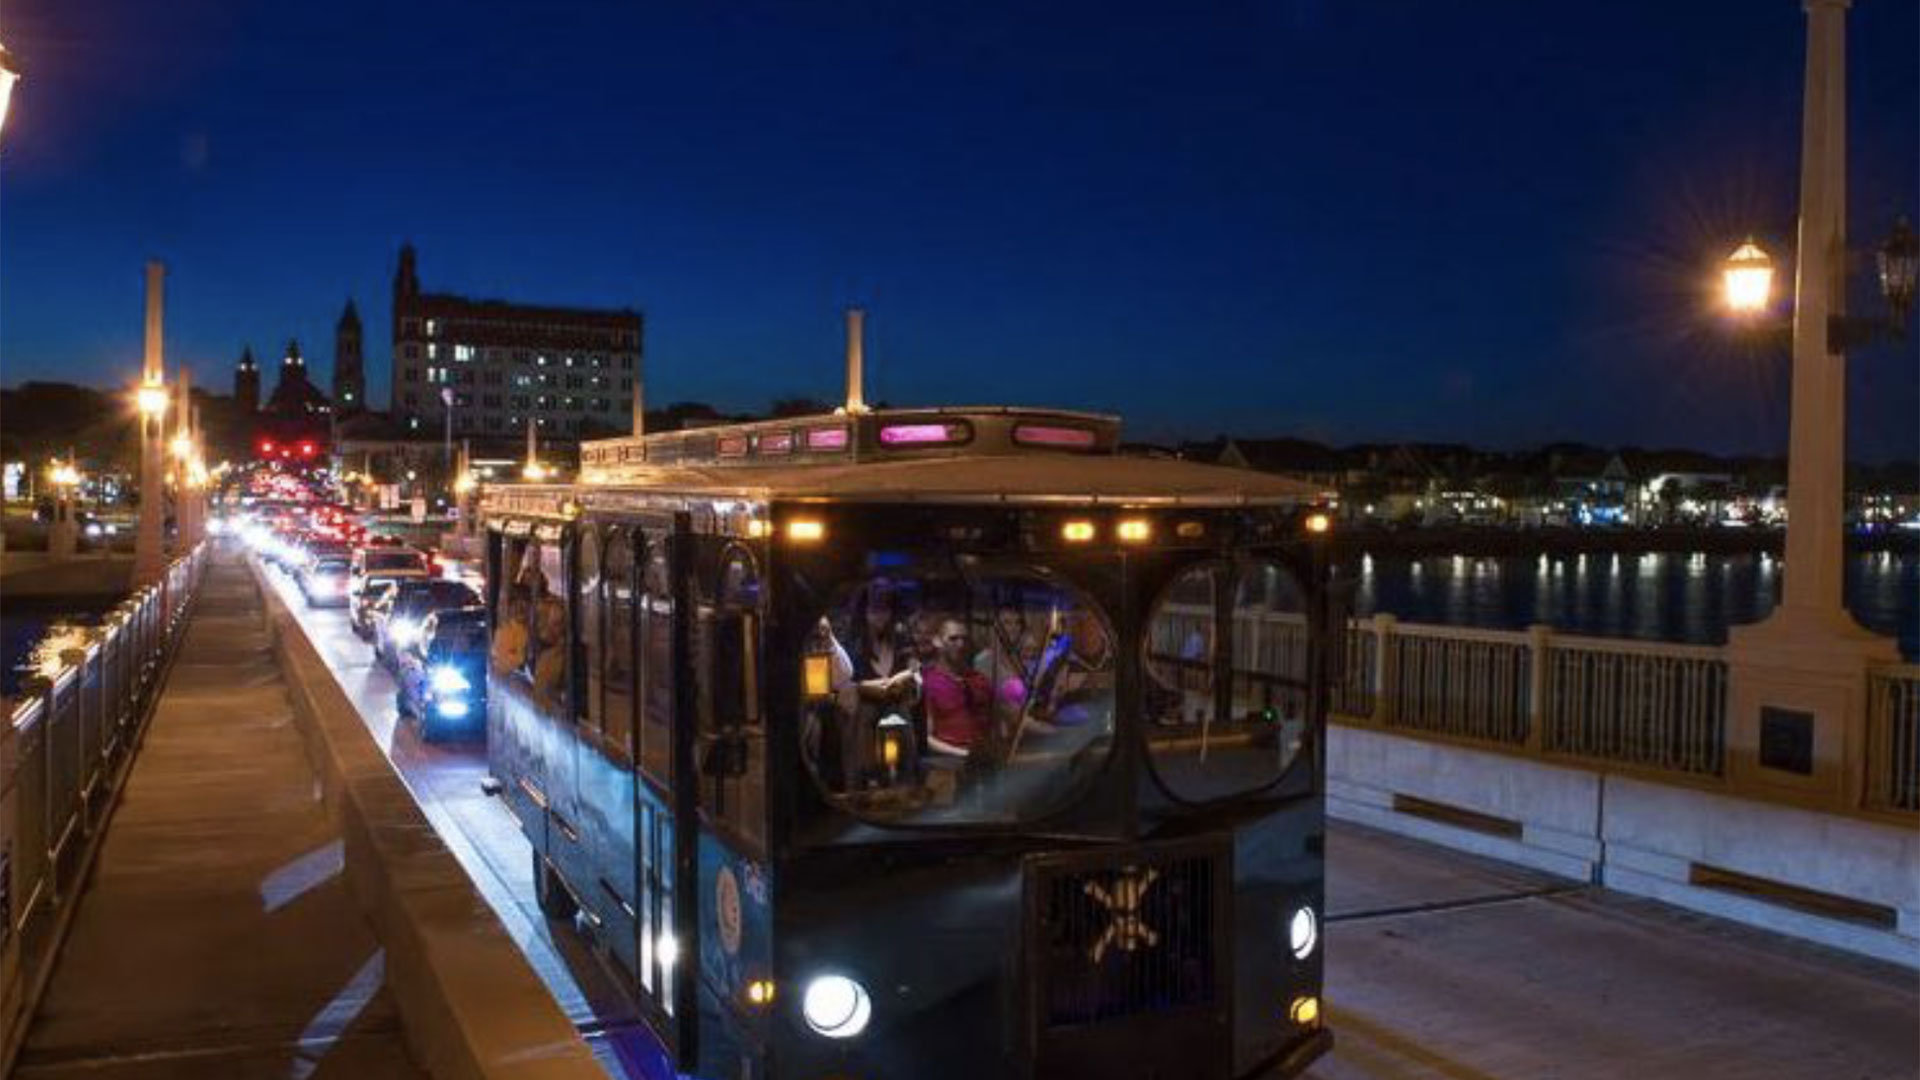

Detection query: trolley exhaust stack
xmin=844 ymin=307 xmax=868 ymax=415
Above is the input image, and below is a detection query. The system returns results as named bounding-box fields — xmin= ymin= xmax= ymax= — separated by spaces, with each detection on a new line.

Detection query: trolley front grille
xmin=1030 ymin=840 xmax=1227 ymax=1029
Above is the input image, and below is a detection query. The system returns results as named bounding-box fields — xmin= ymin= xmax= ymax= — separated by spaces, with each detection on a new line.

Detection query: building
xmin=233 ymin=346 xmax=260 ymax=415
xmin=388 ymin=244 xmax=642 ymax=441
xmin=333 ymin=301 xmax=366 ymax=414
xmin=253 ymin=340 xmax=333 ymax=463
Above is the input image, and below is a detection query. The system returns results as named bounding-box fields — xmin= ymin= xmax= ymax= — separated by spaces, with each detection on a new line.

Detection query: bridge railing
xmin=1336 ymin=615 xmax=1920 ymax=818
xmin=1865 ymin=664 xmax=1920 ymax=814
xmin=1 ymin=543 xmax=208 ymax=1068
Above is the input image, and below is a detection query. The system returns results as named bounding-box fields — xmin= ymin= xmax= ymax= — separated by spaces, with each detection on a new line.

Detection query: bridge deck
xmin=13 ymin=555 xmax=425 ymax=1079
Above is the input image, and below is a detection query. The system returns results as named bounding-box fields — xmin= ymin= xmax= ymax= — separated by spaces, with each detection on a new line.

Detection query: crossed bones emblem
xmin=1083 ymin=867 xmax=1160 ymax=964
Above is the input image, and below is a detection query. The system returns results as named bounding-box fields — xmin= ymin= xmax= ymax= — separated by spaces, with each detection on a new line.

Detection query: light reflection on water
xmin=1351 ymin=550 xmax=1918 ymax=659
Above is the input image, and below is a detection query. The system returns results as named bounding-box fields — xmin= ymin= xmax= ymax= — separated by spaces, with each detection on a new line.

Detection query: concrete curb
xmin=254 ymin=559 xmax=606 ymax=1080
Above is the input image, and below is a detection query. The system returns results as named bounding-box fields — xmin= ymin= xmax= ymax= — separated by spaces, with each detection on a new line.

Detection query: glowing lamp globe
xmin=136 ymin=382 xmax=170 ymax=418
xmin=1722 ymin=240 xmax=1774 ymax=315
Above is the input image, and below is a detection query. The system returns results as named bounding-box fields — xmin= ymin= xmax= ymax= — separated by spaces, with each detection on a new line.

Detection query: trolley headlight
xmin=801 ymin=973 xmax=872 ymax=1039
xmin=430 ymin=666 xmax=471 ymax=695
xmin=1289 ymin=905 xmax=1318 ymax=960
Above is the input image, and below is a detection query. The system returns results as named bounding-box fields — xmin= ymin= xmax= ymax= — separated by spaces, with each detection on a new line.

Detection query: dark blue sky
xmin=2 ymin=0 xmax=1914 ymax=457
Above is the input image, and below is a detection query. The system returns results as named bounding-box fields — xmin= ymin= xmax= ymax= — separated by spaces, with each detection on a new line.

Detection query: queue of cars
xmin=234 ymin=491 xmax=487 ymax=743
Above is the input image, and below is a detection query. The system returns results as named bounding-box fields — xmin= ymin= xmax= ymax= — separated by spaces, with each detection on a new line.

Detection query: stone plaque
xmin=1758 ymin=706 xmax=1815 ymax=776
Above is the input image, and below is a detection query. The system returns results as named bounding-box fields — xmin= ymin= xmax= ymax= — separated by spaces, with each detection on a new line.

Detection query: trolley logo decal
xmin=1084 ymin=867 xmax=1160 ymax=964
xmin=716 ymin=866 xmax=744 ymax=956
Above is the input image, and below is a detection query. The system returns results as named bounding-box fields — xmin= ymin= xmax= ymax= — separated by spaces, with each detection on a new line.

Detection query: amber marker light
xmin=1175 ymin=521 xmax=1206 ymax=539
xmin=786 ymin=519 xmax=826 ymax=543
xmin=746 ymin=978 xmax=777 ymax=1007
xmin=1304 ymin=512 xmax=1331 ymax=535
xmin=1061 ymin=520 xmax=1096 ymax=543
xmin=1116 ymin=518 xmax=1152 ymax=543
xmin=1289 ymin=995 xmax=1321 ymax=1027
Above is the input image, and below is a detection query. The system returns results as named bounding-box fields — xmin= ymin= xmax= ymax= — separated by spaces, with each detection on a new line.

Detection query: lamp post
xmin=47 ymin=459 xmax=80 ymax=559
xmin=133 ymin=262 xmax=169 ymax=587
xmin=1720 ymin=0 xmax=1907 ymax=807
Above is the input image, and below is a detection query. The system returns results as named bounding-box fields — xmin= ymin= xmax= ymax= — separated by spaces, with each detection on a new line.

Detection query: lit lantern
xmin=1722 ymin=239 xmax=1774 ymax=315
xmin=876 ymin=713 xmax=916 ymax=783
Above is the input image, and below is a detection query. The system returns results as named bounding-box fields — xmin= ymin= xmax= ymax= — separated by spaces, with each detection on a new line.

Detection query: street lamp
xmin=1719 ymin=0 xmax=1903 ymax=805
xmin=1723 ymin=219 xmax=1917 ymax=345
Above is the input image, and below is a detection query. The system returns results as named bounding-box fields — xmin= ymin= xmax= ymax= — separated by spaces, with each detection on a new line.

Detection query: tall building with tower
xmin=233 ymin=346 xmax=260 ymax=415
xmin=333 ymin=301 xmax=365 ymax=414
xmin=388 ymin=243 xmax=642 ymax=440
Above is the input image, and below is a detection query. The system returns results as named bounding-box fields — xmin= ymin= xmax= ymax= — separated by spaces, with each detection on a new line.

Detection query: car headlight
xmin=802 ymin=974 xmax=872 ymax=1039
xmin=389 ymin=620 xmax=421 ymax=648
xmin=1289 ymin=906 xmax=1318 ymax=960
xmin=430 ymin=666 xmax=470 ymax=694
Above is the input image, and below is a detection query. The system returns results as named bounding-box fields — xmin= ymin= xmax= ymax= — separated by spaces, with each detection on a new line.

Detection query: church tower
xmin=333 ymin=300 xmax=365 ymax=413
xmin=234 ymin=346 xmax=260 ymax=414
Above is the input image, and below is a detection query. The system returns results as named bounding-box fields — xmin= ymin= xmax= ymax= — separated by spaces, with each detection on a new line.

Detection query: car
xmin=374 ymin=579 xmax=482 ymax=670
xmin=299 ymin=555 xmax=353 ymax=608
xmin=393 ymin=607 xmax=488 ymax=741
xmin=351 ymin=577 xmax=404 ymax=639
xmin=348 ymin=545 xmax=431 ymax=607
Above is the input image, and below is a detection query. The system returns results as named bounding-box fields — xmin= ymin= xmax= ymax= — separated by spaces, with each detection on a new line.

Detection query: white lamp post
xmin=133 ymin=263 xmax=169 ymax=587
xmin=1722 ymin=0 xmax=1905 ymax=807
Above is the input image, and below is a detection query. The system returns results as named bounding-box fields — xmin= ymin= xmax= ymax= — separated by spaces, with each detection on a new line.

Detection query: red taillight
xmin=299 ymin=442 xmax=316 ymax=457
xmin=259 ymin=439 xmax=275 ymax=454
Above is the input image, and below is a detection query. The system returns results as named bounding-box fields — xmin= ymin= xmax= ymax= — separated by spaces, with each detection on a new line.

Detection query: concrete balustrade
xmin=257 ymin=560 xmax=605 ymax=1080
xmin=1325 ymin=614 xmax=1920 ymax=967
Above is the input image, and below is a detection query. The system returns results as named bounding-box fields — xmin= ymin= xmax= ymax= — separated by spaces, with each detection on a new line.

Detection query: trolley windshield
xmin=800 ymin=555 xmax=1115 ymax=826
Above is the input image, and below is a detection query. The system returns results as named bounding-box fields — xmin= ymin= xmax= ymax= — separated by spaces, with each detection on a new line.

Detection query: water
xmin=1350 ymin=549 xmax=1917 ymax=660
xmin=1 ymin=607 xmax=107 ymax=698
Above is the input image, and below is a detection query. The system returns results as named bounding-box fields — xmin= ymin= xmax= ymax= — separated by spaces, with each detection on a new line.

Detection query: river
xmin=1349 ymin=549 xmax=1917 ymax=659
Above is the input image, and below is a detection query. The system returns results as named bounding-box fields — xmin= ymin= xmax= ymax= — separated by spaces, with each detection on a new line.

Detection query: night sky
xmin=1 ymin=0 xmax=1914 ymax=457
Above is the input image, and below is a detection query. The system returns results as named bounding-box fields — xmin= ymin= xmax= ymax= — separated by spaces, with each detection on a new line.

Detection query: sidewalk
xmin=11 ymin=553 xmax=425 ymax=1079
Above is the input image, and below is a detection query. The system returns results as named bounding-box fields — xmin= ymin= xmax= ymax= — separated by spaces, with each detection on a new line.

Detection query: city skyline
xmin=1 ymin=0 xmax=1915 ymax=457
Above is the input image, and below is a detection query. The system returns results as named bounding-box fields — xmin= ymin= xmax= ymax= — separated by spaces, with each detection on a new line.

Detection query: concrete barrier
xmin=1328 ymin=722 xmax=1920 ymax=968
xmin=257 ymin=564 xmax=606 ymax=1080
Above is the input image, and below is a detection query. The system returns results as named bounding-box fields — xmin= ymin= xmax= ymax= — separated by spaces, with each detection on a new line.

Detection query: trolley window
xmin=801 ymin=558 xmax=1115 ymax=826
xmin=576 ymin=527 xmax=604 ymax=735
xmin=1142 ymin=560 xmax=1311 ymax=802
xmin=696 ymin=546 xmax=764 ymax=849
xmin=603 ymin=529 xmax=637 ymax=762
xmin=638 ymin=535 xmax=675 ymax=789
xmin=492 ymin=536 xmax=568 ymax=710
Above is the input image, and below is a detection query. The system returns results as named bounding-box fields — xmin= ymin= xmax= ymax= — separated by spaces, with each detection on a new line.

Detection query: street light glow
xmin=0 ymin=40 xmax=20 ymax=143
xmin=136 ymin=382 xmax=170 ymax=418
xmin=171 ymin=433 xmax=194 ymax=460
xmin=1723 ymin=239 xmax=1774 ymax=314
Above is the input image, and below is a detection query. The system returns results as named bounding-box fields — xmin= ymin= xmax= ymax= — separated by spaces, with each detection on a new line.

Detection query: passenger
xmin=492 ymin=582 xmax=532 ymax=677
xmin=526 ymin=558 xmax=568 ymax=709
xmin=974 ymin=602 xmax=1039 ymax=709
xmin=921 ymin=617 xmax=993 ymax=758
xmin=849 ymin=582 xmax=915 ymax=683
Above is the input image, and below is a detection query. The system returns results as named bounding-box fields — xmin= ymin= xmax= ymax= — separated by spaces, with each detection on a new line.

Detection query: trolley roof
xmin=497 ymin=406 xmax=1329 ymax=512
